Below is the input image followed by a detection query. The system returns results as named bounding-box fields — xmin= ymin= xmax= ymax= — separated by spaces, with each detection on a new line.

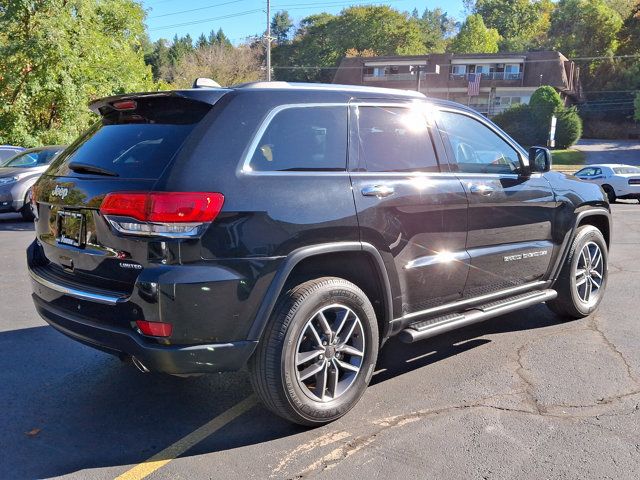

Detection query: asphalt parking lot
xmin=2 ymin=203 xmax=640 ymax=480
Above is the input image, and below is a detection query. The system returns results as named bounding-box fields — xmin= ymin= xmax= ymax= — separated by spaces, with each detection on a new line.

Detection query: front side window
xmin=249 ymin=106 xmax=347 ymax=172
xmin=356 ymin=106 xmax=439 ymax=173
xmin=438 ymin=111 xmax=521 ymax=174
xmin=576 ymin=167 xmax=596 ymax=177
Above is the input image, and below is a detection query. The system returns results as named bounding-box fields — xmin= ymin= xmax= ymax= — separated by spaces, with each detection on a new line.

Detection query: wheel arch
xmin=550 ymin=207 xmax=611 ymax=285
xmin=247 ymin=242 xmax=394 ymax=343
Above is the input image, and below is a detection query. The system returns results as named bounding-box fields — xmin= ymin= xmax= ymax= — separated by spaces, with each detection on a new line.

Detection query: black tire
xmin=547 ymin=225 xmax=608 ymax=319
xmin=20 ymin=190 xmax=34 ymax=221
xmin=602 ymin=184 xmax=616 ymax=204
xmin=248 ymin=277 xmax=379 ymax=426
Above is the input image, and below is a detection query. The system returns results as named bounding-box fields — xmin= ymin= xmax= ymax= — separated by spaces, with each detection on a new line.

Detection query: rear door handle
xmin=361 ymin=185 xmax=395 ymax=198
xmin=469 ymin=184 xmax=495 ymax=196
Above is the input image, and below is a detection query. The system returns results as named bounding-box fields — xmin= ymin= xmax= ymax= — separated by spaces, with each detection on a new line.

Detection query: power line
xmin=148 ymin=0 xmax=249 ymax=19
xmin=148 ymin=0 xmax=412 ymax=31
xmin=150 ymin=9 xmax=263 ymax=31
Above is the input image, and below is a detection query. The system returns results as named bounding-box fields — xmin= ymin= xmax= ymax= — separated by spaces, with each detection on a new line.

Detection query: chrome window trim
xmin=29 ymin=268 xmax=127 ymax=305
xmin=238 ymin=102 xmax=349 ymax=175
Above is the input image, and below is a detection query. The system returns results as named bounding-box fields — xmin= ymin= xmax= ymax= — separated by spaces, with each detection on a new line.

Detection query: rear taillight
xmin=628 ymin=178 xmax=640 ymax=185
xmin=136 ymin=320 xmax=173 ymax=337
xmin=100 ymin=192 xmax=224 ymax=238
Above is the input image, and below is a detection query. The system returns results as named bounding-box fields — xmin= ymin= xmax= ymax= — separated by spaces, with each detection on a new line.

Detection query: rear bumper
xmin=32 ymin=294 xmax=257 ymax=374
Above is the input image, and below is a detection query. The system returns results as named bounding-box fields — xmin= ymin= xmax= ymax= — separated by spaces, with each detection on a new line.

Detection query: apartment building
xmin=333 ymin=51 xmax=582 ymax=116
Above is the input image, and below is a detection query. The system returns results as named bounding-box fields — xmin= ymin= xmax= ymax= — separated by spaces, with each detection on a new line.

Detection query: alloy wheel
xmin=575 ymin=241 xmax=604 ymax=306
xmin=294 ymin=304 xmax=365 ymax=403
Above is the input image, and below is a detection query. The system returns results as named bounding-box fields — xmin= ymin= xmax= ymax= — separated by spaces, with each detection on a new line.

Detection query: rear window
xmin=47 ymin=97 xmax=211 ymax=179
xmin=613 ymin=166 xmax=640 ymax=174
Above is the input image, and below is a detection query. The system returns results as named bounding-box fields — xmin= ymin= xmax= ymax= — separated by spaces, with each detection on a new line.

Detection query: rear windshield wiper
xmin=68 ymin=162 xmax=119 ymax=177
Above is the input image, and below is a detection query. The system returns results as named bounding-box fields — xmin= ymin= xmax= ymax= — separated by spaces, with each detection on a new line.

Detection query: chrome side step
xmin=398 ymin=289 xmax=557 ymax=344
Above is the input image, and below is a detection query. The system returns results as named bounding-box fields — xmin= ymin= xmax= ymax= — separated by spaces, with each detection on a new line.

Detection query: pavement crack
xmin=513 ymin=342 xmax=545 ymax=415
xmin=587 ymin=313 xmax=640 ymax=387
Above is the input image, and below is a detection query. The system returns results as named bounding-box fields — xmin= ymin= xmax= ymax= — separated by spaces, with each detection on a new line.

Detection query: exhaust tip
xmin=132 ymin=356 xmax=150 ymax=373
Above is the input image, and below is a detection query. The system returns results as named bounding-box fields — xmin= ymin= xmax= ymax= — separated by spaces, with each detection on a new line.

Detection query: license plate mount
xmin=57 ymin=211 xmax=85 ymax=248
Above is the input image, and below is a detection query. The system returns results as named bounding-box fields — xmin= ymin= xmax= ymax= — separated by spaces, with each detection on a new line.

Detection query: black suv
xmin=28 ymin=83 xmax=611 ymax=425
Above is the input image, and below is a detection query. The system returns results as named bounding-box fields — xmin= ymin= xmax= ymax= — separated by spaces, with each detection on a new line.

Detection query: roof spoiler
xmin=88 ymin=89 xmax=228 ymax=115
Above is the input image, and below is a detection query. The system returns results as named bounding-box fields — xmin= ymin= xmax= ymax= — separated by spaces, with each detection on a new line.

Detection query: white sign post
xmin=548 ymin=115 xmax=557 ymax=148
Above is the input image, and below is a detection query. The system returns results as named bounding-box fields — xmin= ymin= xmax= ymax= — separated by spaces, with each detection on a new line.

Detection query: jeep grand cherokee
xmin=28 ymin=82 xmax=611 ymax=425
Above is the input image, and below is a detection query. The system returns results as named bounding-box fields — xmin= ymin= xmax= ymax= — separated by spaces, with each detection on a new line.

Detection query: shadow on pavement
xmin=0 ymin=303 xmax=572 ymax=479
xmin=0 ymin=213 xmax=34 ymax=231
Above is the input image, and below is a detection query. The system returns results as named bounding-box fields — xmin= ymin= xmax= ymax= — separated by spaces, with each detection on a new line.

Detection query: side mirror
xmin=528 ymin=146 xmax=552 ymax=174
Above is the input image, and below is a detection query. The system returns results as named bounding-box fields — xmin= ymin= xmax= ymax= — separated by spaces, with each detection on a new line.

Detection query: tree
xmin=617 ymin=2 xmax=640 ymax=55
xmin=549 ymin=0 xmax=622 ymax=58
xmin=166 ymin=43 xmax=262 ymax=88
xmin=196 ymin=33 xmax=208 ymax=49
xmin=605 ymin=0 xmax=636 ymax=17
xmin=145 ymin=39 xmax=171 ymax=81
xmin=168 ymin=34 xmax=195 ymax=65
xmin=449 ymin=14 xmax=500 ymax=53
xmin=472 ymin=0 xmax=552 ymax=51
xmin=271 ymin=11 xmax=294 ymax=44
xmin=273 ymin=6 xmax=426 ymax=82
xmin=209 ymin=28 xmax=232 ymax=48
xmin=418 ymin=7 xmax=457 ymax=53
xmin=0 ymin=0 xmax=153 ymax=146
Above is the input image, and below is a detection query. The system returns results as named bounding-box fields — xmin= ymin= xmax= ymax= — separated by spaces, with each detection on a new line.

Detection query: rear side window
xmin=248 ymin=106 xmax=347 ymax=171
xmin=356 ymin=106 xmax=439 ymax=172
xmin=47 ymin=97 xmax=211 ymax=179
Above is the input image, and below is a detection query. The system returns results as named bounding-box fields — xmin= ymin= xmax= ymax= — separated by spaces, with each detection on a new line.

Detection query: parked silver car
xmin=0 ymin=146 xmax=66 ymax=220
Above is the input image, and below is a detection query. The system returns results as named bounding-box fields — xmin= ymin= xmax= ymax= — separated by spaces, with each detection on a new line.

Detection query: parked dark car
xmin=0 ymin=145 xmax=24 ymax=163
xmin=0 ymin=145 xmax=66 ymax=219
xmin=28 ymin=83 xmax=611 ymax=425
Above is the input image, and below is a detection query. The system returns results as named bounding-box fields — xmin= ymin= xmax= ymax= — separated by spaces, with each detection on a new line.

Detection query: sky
xmin=141 ymin=0 xmax=467 ymax=43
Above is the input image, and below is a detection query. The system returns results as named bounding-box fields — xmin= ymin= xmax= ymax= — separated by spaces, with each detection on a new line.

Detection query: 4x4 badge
xmin=51 ymin=185 xmax=69 ymax=199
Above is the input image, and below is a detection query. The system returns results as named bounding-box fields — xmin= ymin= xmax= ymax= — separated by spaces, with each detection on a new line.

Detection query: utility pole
xmin=266 ymin=0 xmax=271 ymax=81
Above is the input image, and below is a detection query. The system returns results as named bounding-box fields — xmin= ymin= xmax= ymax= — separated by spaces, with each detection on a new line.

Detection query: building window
xmin=451 ymin=65 xmax=467 ymax=77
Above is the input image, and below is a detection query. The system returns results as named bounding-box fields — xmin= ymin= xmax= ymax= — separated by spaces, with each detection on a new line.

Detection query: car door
xmin=435 ymin=108 xmax=557 ymax=298
xmin=349 ymin=102 xmax=469 ymax=318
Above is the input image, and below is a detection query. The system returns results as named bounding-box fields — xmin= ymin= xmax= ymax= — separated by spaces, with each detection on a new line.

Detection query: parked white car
xmin=574 ymin=164 xmax=640 ymax=204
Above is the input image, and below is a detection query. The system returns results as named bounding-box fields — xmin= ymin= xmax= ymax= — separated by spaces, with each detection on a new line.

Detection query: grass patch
xmin=551 ymin=148 xmax=585 ymax=170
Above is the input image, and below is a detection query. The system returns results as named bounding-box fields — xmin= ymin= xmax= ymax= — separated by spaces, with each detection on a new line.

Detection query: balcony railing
xmin=449 ymin=72 xmax=523 ymax=81
xmin=363 ymin=72 xmax=424 ymax=81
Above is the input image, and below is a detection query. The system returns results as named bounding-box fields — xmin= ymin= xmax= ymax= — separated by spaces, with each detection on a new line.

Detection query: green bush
xmin=529 ymin=86 xmax=564 ymax=127
xmin=492 ymin=86 xmax=582 ymax=148
xmin=492 ymin=104 xmax=538 ymax=146
xmin=554 ymin=107 xmax=583 ymax=148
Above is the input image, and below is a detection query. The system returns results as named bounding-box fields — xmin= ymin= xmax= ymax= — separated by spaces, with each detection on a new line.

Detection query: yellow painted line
xmin=115 ymin=395 xmax=257 ymax=480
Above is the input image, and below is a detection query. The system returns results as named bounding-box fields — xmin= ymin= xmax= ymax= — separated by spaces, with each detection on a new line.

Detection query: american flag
xmin=467 ymin=73 xmax=481 ymax=96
